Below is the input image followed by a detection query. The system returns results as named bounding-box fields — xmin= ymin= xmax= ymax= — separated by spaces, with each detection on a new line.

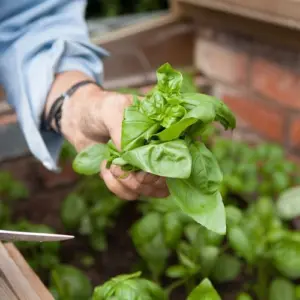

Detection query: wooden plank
xmin=0 ymin=242 xmax=40 ymax=300
xmin=92 ymin=14 xmax=178 ymax=44
xmin=0 ymin=276 xmax=19 ymax=300
xmin=171 ymin=0 xmax=300 ymax=30
xmin=209 ymin=0 xmax=300 ymax=21
xmin=177 ymin=3 xmax=300 ymax=51
xmin=92 ymin=13 xmax=194 ymax=84
xmin=4 ymin=243 xmax=54 ymax=300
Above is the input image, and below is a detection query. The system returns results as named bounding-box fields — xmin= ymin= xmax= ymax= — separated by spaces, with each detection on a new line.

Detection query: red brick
xmin=252 ymin=58 xmax=300 ymax=109
xmin=290 ymin=118 xmax=300 ymax=148
xmin=219 ymin=91 xmax=284 ymax=142
xmin=194 ymin=38 xmax=249 ymax=85
xmin=288 ymin=153 xmax=300 ymax=166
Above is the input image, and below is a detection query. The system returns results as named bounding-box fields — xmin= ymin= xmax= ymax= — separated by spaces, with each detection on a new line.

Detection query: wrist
xmin=44 ymin=71 xmax=109 ymax=149
xmin=61 ymin=84 xmax=109 ymax=147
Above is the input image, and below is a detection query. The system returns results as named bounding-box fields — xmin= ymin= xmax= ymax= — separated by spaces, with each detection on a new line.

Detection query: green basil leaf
xmin=166 ymin=265 xmax=188 ymax=278
xmin=166 ymin=139 xmax=225 ymax=234
xmin=79 ymin=214 xmax=92 ymax=235
xmin=270 ymin=239 xmax=300 ymax=279
xmin=237 ymin=292 xmax=253 ymax=300
xmin=130 ymin=213 xmax=169 ymax=278
xmin=73 ymin=144 xmax=109 ymax=175
xmin=199 ymin=246 xmax=219 ymax=276
xmin=122 ymin=104 xmax=160 ymax=151
xmin=177 ymin=246 xmax=198 ymax=271
xmin=90 ymin=194 xmax=122 ymax=216
xmin=137 ymin=279 xmax=167 ymax=300
xmin=181 ymin=93 xmax=236 ymax=129
xmin=168 ymin=177 xmax=226 ymax=234
xmin=92 ymin=272 xmax=141 ymax=299
xmin=213 ymin=97 xmax=237 ymax=130
xmin=187 ymin=278 xmax=221 ymax=300
xmin=140 ymin=91 xmax=167 ymax=121
xmin=295 ymin=285 xmax=300 ymax=299
xmin=156 ymin=63 xmax=183 ymax=94
xmin=161 ymin=104 xmax=186 ymax=128
xmin=254 ymin=196 xmax=275 ymax=224
xmin=211 ymin=253 xmax=242 ymax=283
xmin=156 ymin=103 xmax=215 ymax=141
xmin=138 ymin=233 xmax=170 ymax=278
xmin=228 ymin=226 xmax=254 ymax=263
xmin=184 ymin=223 xmax=201 ymax=245
xmin=141 ymin=195 xmax=180 ymax=213
xmin=204 ymin=228 xmax=224 ymax=247
xmin=61 ymin=194 xmax=87 ymax=229
xmin=184 ymin=224 xmax=223 ymax=247
xmin=225 ymin=206 xmax=243 ymax=228
xmin=163 ymin=211 xmax=183 ymax=248
xmin=90 ymin=232 xmax=107 ymax=251
xmin=122 ymin=140 xmax=192 ymax=178
xmin=93 ymin=272 xmax=166 ymax=300
xmin=0 ymin=172 xmax=28 ymax=200
xmin=112 ymin=280 xmax=142 ymax=300
xmin=51 ymin=265 xmax=92 ymax=300
xmin=188 ymin=142 xmax=223 ymax=194
xmin=276 ymin=186 xmax=300 ymax=220
xmin=181 ymin=72 xmax=199 ymax=93
xmin=130 ymin=213 xmax=162 ymax=246
xmin=269 ymin=278 xmax=296 ymax=300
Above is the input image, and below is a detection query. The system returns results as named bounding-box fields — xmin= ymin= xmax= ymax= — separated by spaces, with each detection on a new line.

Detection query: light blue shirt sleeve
xmin=0 ymin=0 xmax=109 ymax=172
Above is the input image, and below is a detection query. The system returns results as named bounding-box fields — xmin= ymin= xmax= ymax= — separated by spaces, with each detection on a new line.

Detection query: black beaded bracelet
xmin=42 ymin=79 xmax=102 ymax=134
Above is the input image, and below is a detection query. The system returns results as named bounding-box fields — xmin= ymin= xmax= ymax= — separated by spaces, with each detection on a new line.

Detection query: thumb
xmin=106 ymin=93 xmax=136 ymax=152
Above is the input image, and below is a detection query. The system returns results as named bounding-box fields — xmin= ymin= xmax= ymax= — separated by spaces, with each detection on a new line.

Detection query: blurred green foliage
xmin=86 ymin=0 xmax=169 ymax=18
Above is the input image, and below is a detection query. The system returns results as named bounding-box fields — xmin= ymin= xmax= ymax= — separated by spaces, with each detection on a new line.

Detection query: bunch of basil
xmin=73 ymin=63 xmax=236 ymax=235
xmin=92 ymin=271 xmax=221 ymax=300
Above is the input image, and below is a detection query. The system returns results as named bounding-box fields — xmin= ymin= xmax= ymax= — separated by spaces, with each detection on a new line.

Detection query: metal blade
xmin=0 ymin=229 xmax=74 ymax=242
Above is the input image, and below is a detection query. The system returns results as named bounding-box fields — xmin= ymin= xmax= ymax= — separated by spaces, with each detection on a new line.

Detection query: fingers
xmin=104 ymin=94 xmax=133 ymax=151
xmin=101 ymin=163 xmax=169 ymax=201
xmin=101 ymin=163 xmax=138 ymax=201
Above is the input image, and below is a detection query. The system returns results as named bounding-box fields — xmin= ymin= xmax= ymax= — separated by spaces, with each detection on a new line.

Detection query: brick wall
xmin=194 ymin=28 xmax=300 ymax=158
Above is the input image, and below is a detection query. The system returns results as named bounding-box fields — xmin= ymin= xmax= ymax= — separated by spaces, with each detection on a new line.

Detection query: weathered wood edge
xmin=4 ymin=243 xmax=54 ymax=300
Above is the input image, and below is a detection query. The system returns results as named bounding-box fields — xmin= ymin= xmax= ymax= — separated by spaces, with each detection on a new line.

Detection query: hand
xmin=45 ymin=71 xmax=169 ymax=200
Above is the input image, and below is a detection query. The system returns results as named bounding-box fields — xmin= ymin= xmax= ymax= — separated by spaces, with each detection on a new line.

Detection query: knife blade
xmin=0 ymin=229 xmax=74 ymax=242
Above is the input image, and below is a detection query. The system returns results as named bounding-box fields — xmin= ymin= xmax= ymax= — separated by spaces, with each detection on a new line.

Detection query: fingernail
xmin=111 ymin=165 xmax=130 ymax=180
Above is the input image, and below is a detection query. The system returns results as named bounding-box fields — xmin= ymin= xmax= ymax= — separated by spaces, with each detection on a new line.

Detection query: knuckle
xmin=123 ymin=193 xmax=138 ymax=201
xmin=154 ymin=177 xmax=167 ymax=187
xmin=128 ymin=179 xmax=141 ymax=191
xmin=118 ymin=94 xmax=132 ymax=107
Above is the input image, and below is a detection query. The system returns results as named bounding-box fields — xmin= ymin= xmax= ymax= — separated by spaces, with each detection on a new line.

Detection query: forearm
xmin=44 ymin=71 xmax=109 ymax=151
